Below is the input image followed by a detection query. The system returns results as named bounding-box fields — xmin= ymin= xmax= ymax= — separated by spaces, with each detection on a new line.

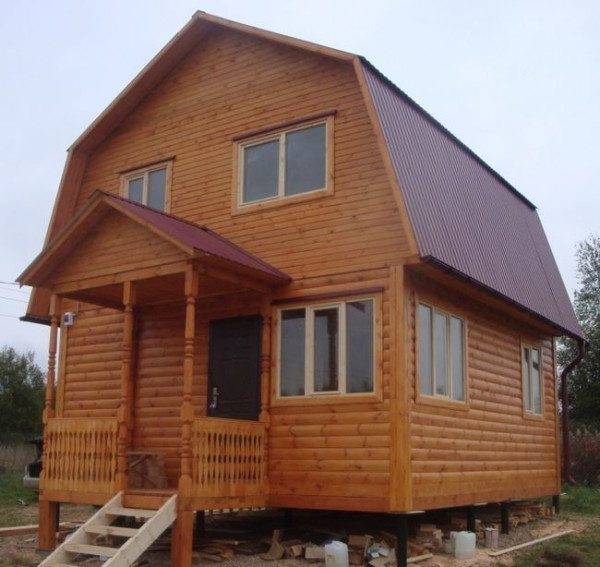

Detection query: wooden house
xmin=18 ymin=12 xmax=585 ymax=567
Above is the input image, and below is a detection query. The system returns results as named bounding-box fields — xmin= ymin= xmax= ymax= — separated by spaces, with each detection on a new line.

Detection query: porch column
xmin=39 ymin=294 xmax=61 ymax=550
xmin=179 ymin=263 xmax=199 ymax=495
xmin=173 ymin=264 xmax=198 ymax=567
xmin=259 ymin=298 xmax=272 ymax=425
xmin=117 ymin=281 xmax=136 ymax=491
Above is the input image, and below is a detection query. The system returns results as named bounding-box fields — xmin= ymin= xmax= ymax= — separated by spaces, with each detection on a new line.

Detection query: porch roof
xmin=18 ymin=191 xmax=291 ymax=290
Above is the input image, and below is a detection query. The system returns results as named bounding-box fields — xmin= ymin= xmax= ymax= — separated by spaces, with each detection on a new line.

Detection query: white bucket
xmin=454 ymin=531 xmax=476 ymax=559
xmin=324 ymin=540 xmax=350 ymax=567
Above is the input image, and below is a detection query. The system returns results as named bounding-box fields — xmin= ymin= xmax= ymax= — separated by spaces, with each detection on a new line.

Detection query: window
xmin=522 ymin=345 xmax=542 ymax=414
xmin=418 ymin=303 xmax=465 ymax=401
xmin=238 ymin=120 xmax=330 ymax=206
xmin=278 ymin=298 xmax=375 ymax=397
xmin=122 ymin=162 xmax=170 ymax=211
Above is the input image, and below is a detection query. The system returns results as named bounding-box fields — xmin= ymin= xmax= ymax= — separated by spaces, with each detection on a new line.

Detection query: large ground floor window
xmin=277 ymin=297 xmax=375 ymax=398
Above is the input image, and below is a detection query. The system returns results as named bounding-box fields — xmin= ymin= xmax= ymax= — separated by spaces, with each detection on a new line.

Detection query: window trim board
xmin=272 ymin=294 xmax=382 ymax=405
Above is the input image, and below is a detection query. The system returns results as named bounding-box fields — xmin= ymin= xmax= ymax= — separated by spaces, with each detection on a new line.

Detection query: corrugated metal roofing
xmin=361 ymin=59 xmax=583 ymax=339
xmin=103 ymin=193 xmax=291 ymax=282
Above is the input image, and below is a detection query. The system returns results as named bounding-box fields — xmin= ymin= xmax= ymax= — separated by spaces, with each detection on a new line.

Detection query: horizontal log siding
xmin=61 ymin=306 xmax=122 ymax=418
xmin=406 ymin=276 xmax=559 ymax=510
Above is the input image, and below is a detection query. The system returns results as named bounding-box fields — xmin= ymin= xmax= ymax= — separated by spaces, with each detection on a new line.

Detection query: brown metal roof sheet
xmin=361 ymin=59 xmax=583 ymax=339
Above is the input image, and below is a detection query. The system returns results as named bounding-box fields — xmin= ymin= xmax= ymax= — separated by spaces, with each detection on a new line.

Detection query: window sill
xmin=414 ymin=394 xmax=469 ymax=412
xmin=522 ymin=410 xmax=544 ymax=421
xmin=271 ymin=391 xmax=382 ymax=407
xmin=232 ymin=186 xmax=333 ymax=216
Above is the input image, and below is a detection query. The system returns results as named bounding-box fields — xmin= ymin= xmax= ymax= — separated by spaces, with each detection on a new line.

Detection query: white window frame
xmin=417 ymin=301 xmax=467 ymax=402
xmin=522 ymin=344 xmax=543 ymax=415
xmin=276 ymin=297 xmax=376 ymax=399
xmin=121 ymin=160 xmax=172 ymax=211
xmin=237 ymin=118 xmax=331 ymax=208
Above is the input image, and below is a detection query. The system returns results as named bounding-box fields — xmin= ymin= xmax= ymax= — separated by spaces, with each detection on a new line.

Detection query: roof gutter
xmin=560 ymin=338 xmax=587 ymax=484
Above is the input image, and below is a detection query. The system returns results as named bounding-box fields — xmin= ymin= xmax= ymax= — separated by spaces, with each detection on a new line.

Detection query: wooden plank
xmin=63 ymin=543 xmax=118 ymax=556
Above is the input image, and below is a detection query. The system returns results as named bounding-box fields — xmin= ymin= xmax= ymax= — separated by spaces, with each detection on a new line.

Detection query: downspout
xmin=560 ymin=338 xmax=586 ymax=484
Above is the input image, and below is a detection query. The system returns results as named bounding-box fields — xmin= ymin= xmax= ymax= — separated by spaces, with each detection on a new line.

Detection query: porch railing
xmin=41 ymin=418 xmax=119 ymax=495
xmin=190 ymin=417 xmax=267 ymax=500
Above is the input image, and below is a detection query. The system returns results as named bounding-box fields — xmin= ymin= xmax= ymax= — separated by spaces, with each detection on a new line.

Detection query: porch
xmin=17 ymin=193 xmax=291 ymax=551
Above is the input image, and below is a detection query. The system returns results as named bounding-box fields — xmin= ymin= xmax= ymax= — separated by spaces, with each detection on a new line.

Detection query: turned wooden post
xmin=38 ymin=294 xmax=61 ymax=550
xmin=259 ymin=298 xmax=272 ymax=493
xmin=117 ymin=281 xmax=136 ymax=491
xmin=179 ymin=264 xmax=198 ymax=496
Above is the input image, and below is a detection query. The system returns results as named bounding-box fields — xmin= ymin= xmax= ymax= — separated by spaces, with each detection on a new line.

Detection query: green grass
xmin=513 ymin=485 xmax=600 ymax=566
xmin=513 ymin=523 xmax=600 ymax=567
xmin=0 ymin=472 xmax=37 ymax=507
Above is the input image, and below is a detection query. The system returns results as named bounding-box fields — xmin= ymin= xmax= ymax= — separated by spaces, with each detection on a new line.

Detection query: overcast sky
xmin=1 ymin=0 xmax=598 ymax=369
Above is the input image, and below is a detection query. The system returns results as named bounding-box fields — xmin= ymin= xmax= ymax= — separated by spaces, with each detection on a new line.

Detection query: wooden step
xmin=84 ymin=524 xmax=139 ymax=537
xmin=106 ymin=506 xmax=156 ymax=519
xmin=47 ymin=564 xmax=79 ymax=567
xmin=63 ymin=542 xmax=118 ymax=557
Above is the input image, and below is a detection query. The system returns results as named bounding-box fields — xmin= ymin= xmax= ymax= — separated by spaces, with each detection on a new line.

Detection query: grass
xmin=512 ymin=485 xmax=600 ymax=566
xmin=0 ymin=473 xmax=38 ymax=527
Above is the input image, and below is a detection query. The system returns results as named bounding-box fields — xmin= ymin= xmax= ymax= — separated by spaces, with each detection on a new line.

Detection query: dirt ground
xmin=0 ymin=502 xmax=593 ymax=566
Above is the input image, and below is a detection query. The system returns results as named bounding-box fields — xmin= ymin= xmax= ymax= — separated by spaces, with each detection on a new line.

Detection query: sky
xmin=0 ymin=0 xmax=598 ymax=369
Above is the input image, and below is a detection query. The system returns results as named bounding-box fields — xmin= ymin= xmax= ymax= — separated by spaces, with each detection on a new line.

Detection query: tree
xmin=0 ymin=346 xmax=45 ymax=442
xmin=558 ymin=235 xmax=600 ymax=430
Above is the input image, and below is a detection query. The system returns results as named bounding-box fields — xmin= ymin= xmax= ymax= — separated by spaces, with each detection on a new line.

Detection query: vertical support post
xmin=395 ymin=514 xmax=408 ymax=567
xmin=38 ymin=294 xmax=61 ymax=550
xmin=259 ymin=298 xmax=272 ymax=496
xmin=179 ymin=263 xmax=199 ymax=497
xmin=500 ymin=502 xmax=510 ymax=534
xmin=466 ymin=506 xmax=476 ymax=532
xmin=117 ymin=281 xmax=135 ymax=491
xmin=552 ymin=494 xmax=560 ymax=515
xmin=171 ymin=509 xmax=195 ymax=567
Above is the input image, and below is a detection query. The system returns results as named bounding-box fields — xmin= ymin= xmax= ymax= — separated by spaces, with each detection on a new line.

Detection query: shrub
xmin=570 ymin=428 xmax=600 ymax=486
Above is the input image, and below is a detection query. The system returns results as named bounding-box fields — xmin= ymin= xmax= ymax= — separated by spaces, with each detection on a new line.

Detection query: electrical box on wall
xmin=62 ymin=312 xmax=76 ymax=327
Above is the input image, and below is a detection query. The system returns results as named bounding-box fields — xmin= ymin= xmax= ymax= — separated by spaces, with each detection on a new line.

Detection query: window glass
xmin=128 ymin=177 xmax=143 ymax=203
xmin=433 ymin=312 xmax=448 ymax=396
xmin=313 ymin=307 xmax=339 ymax=392
xmin=418 ymin=304 xmax=433 ymax=395
xmin=243 ymin=140 xmax=279 ymax=203
xmin=285 ymin=124 xmax=326 ymax=196
xmin=450 ymin=317 xmax=464 ymax=400
xmin=346 ymin=300 xmax=373 ymax=393
xmin=280 ymin=309 xmax=306 ymax=397
xmin=147 ymin=168 xmax=166 ymax=211
xmin=531 ymin=348 xmax=541 ymax=413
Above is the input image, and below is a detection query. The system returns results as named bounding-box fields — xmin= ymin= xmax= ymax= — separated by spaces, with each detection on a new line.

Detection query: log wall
xmin=405 ymin=274 xmax=559 ymax=510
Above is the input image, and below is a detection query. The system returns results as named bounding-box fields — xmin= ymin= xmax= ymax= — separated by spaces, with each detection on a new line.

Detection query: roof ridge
xmin=359 ymin=56 xmax=537 ymax=211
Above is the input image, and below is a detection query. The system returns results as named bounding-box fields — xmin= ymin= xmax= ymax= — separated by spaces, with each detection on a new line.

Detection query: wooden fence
xmin=190 ymin=418 xmax=267 ymax=500
xmin=41 ymin=418 xmax=118 ymax=495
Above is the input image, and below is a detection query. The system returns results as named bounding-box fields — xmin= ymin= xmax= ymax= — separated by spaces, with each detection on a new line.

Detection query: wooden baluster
xmin=39 ymin=294 xmax=61 ymax=550
xmin=117 ymin=281 xmax=136 ymax=491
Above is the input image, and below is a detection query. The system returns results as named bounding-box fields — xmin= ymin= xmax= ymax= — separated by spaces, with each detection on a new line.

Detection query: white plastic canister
xmin=454 ymin=531 xmax=476 ymax=559
xmin=324 ymin=541 xmax=350 ymax=567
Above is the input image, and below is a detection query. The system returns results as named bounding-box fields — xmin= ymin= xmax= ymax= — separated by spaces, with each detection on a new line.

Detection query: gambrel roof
xmin=22 ymin=11 xmax=583 ymax=339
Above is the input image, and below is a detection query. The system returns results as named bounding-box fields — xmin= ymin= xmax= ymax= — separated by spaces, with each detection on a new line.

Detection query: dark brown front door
xmin=207 ymin=315 xmax=262 ymax=420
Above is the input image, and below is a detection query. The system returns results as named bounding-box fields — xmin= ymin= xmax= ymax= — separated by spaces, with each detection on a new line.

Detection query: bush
xmin=570 ymin=428 xmax=600 ymax=486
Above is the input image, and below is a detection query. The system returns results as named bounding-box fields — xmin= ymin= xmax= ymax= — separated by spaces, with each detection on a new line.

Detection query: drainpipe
xmin=560 ymin=338 xmax=586 ymax=484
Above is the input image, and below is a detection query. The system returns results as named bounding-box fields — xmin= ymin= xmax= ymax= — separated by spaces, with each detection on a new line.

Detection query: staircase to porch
xmin=39 ymin=491 xmax=177 ymax=567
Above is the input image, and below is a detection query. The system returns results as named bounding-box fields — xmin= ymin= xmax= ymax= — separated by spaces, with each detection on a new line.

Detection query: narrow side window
xmin=522 ymin=345 xmax=542 ymax=414
xmin=280 ymin=309 xmax=306 ymax=397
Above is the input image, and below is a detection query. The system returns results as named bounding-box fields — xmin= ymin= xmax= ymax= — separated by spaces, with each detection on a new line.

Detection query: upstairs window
xmin=417 ymin=302 xmax=466 ymax=401
xmin=237 ymin=118 xmax=331 ymax=207
xmin=278 ymin=298 xmax=375 ymax=397
xmin=522 ymin=345 xmax=542 ymax=414
xmin=122 ymin=162 xmax=171 ymax=211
